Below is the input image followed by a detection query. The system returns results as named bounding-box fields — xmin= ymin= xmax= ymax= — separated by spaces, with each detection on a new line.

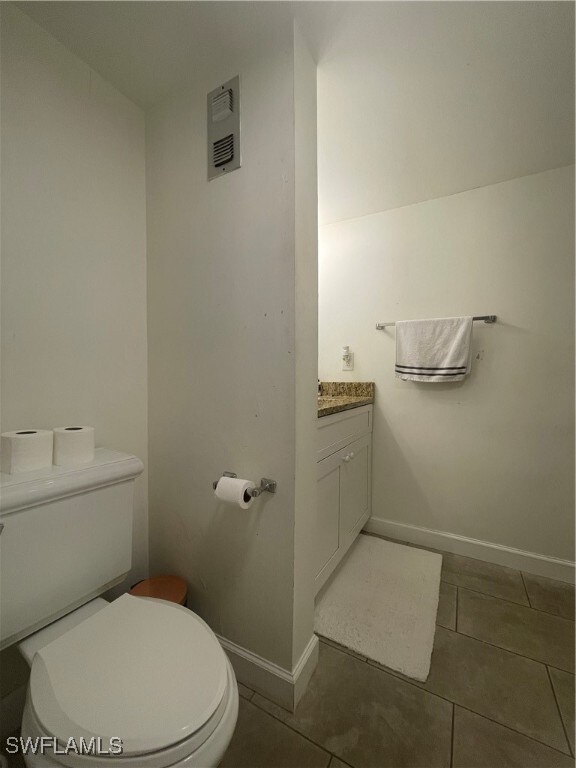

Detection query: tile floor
xmin=221 ymin=534 xmax=575 ymax=768
xmin=2 ymin=534 xmax=574 ymax=768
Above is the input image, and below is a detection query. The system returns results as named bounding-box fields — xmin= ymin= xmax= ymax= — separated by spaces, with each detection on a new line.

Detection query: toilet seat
xmin=29 ymin=594 xmax=230 ymax=760
xmin=22 ymin=659 xmax=238 ymax=768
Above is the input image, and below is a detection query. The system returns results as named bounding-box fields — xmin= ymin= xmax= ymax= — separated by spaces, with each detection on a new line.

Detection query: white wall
xmin=146 ymin=18 xmax=317 ymax=692
xmin=315 ymin=2 xmax=574 ymax=225
xmin=0 ymin=4 xmax=149 ymax=709
xmin=319 ymin=166 xmax=575 ymax=568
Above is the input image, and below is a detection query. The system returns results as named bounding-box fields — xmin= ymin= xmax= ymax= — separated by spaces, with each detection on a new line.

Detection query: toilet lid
xmin=30 ymin=594 xmax=228 ymax=756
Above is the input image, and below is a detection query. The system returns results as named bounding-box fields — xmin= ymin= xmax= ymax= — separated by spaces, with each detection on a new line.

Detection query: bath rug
xmin=315 ymin=534 xmax=442 ymax=681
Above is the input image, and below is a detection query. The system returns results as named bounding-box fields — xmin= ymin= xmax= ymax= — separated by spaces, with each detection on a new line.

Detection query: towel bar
xmin=376 ymin=315 xmax=496 ymax=330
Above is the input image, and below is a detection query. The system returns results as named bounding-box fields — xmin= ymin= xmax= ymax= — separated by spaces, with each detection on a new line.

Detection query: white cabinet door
xmin=315 ymin=451 xmax=341 ymax=578
xmin=315 ymin=406 xmax=373 ymax=595
xmin=339 ymin=434 xmax=371 ymax=540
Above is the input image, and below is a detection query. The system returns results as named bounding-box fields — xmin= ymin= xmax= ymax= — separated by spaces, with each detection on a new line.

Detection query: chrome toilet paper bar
xmin=212 ymin=472 xmax=277 ymax=497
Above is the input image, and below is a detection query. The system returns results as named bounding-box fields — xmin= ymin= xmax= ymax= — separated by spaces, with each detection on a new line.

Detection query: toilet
xmin=0 ymin=449 xmax=238 ymax=767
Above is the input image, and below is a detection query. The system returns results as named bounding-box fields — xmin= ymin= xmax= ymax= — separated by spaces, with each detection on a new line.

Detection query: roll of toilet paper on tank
xmin=1 ymin=430 xmax=53 ymax=474
xmin=53 ymin=426 xmax=95 ymax=466
xmin=214 ymin=476 xmax=255 ymax=509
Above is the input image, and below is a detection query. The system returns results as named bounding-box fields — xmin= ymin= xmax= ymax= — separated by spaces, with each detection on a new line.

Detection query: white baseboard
xmin=364 ymin=517 xmax=575 ymax=584
xmin=217 ymin=633 xmax=319 ymax=712
xmin=0 ymin=685 xmax=26 ymax=740
xmin=292 ymin=635 xmax=320 ymax=707
xmin=217 ymin=635 xmax=318 ymax=712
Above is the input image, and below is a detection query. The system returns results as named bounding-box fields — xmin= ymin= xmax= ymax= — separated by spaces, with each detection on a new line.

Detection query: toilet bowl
xmin=18 ymin=594 xmax=239 ymax=768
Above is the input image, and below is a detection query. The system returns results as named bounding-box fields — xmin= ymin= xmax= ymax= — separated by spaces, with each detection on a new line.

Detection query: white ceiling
xmin=14 ymin=2 xmax=297 ymax=108
xmin=15 ymin=1 xmax=575 ymax=224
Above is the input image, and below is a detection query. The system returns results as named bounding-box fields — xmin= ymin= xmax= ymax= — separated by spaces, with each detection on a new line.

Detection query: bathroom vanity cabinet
xmin=315 ymin=404 xmax=373 ymax=594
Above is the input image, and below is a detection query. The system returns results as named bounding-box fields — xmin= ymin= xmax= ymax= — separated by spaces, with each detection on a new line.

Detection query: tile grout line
xmin=451 ymin=622 xmax=575 ymax=676
xmin=455 ymin=586 xmax=459 ymax=632
xmin=314 ymin=639 xmax=574 ymax=759
xmin=519 ymin=571 xmax=532 ymax=607
xmin=245 ymin=696 xmax=341 ymax=765
xmin=453 ymin=626 xmax=575 ymax=675
xmin=470 ymin=583 xmax=574 ymax=621
xmin=239 ymin=688 xmax=255 ymax=702
xmin=545 ymin=664 xmax=574 ymax=759
xmin=454 ymin=701 xmax=576 ymax=759
xmin=442 ymin=578 xmax=575 ymax=622
xmin=450 ymin=703 xmax=455 ymax=768
xmin=329 ymin=755 xmax=354 ymax=768
xmin=440 ymin=576 xmax=528 ymax=608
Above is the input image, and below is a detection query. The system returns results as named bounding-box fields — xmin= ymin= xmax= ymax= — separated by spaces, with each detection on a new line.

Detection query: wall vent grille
xmin=211 ymin=89 xmax=233 ymax=122
xmin=208 ymin=76 xmax=240 ymax=180
xmin=213 ymin=134 xmax=234 ymax=167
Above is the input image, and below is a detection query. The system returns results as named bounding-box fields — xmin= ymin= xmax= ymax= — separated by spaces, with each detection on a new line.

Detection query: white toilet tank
xmin=0 ymin=448 xmax=144 ymax=650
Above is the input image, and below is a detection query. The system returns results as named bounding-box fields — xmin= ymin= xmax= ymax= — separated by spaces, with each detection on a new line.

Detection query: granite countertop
xmin=318 ymin=382 xmax=375 ymax=418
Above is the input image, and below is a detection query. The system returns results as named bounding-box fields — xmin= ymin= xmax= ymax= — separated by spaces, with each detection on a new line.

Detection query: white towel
xmin=395 ymin=316 xmax=473 ymax=382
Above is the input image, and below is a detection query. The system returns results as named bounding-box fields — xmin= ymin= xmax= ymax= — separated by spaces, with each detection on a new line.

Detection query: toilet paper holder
xmin=212 ymin=472 xmax=277 ymax=497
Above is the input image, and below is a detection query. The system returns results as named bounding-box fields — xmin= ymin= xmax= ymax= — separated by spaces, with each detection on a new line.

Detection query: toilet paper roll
xmin=53 ymin=426 xmax=95 ymax=466
xmin=1 ymin=430 xmax=53 ymax=474
xmin=214 ymin=476 xmax=254 ymax=509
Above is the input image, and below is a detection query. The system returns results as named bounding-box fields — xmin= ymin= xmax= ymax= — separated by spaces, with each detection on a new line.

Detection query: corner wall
xmin=293 ymin=22 xmax=318 ymax=672
xmin=319 ymin=166 xmax=575 ymax=578
xmin=146 ymin=20 xmax=318 ymax=705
